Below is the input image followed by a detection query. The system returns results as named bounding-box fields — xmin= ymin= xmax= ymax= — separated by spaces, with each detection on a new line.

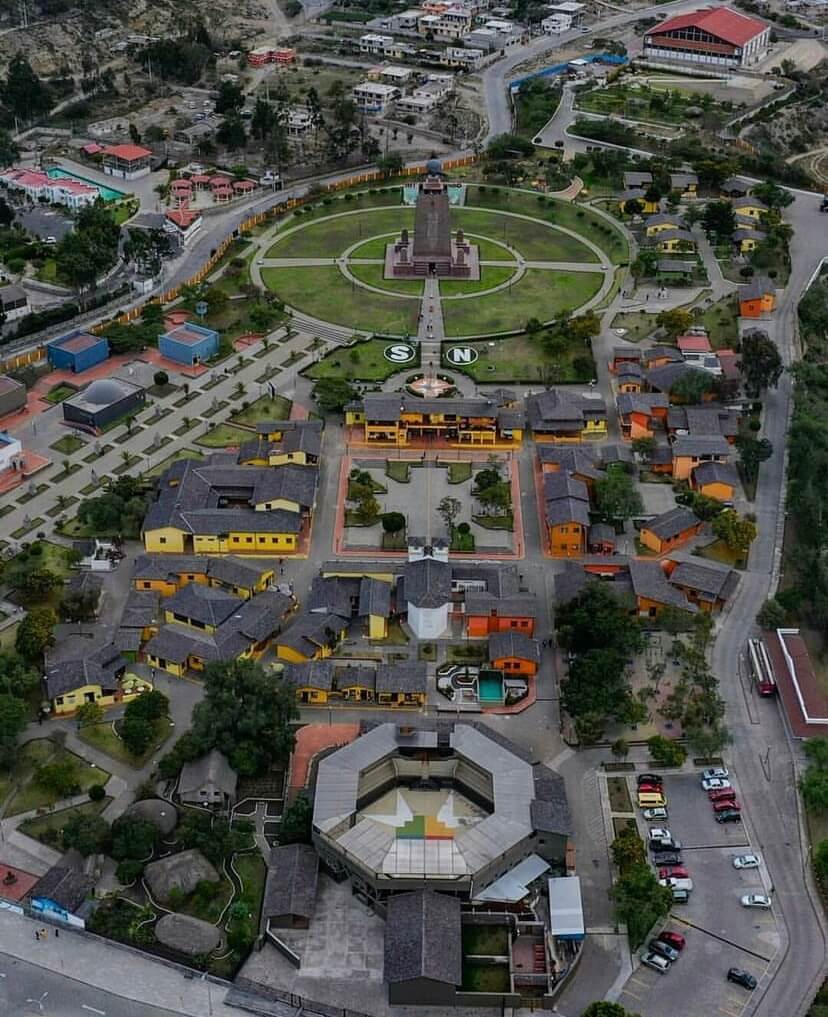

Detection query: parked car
xmin=702 ymin=777 xmax=732 ymax=792
xmin=652 ymin=850 xmax=681 ymax=866
xmin=650 ymin=837 xmax=682 ymax=852
xmin=638 ymin=773 xmax=663 ymax=786
xmin=638 ymin=783 xmax=663 ymax=794
xmin=716 ymin=809 xmax=742 ymax=824
xmin=648 ymin=939 xmax=679 ymax=962
xmin=713 ymin=799 xmax=741 ymax=813
xmin=640 ymin=951 xmax=671 ymax=974
xmin=643 ymin=807 xmax=668 ymax=821
xmin=741 ymin=894 xmax=771 ymax=909
xmin=733 ymin=854 xmax=761 ymax=869
xmin=648 ymin=828 xmax=672 ymax=842
xmin=702 ymin=767 xmax=729 ymax=780
xmin=659 ymin=877 xmax=694 ymax=892
xmin=709 ymin=787 xmax=737 ymax=802
xmin=727 ymin=968 xmax=757 ymax=990
xmin=671 ymin=888 xmax=690 ymax=904
xmin=658 ymin=930 xmax=686 ymax=951
xmin=658 ymin=865 xmax=689 ymax=880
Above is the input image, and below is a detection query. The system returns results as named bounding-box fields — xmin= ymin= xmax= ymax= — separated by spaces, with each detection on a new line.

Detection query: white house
xmin=404 ymin=544 xmax=451 ymax=640
xmin=352 ymin=82 xmax=400 ymax=115
xmin=0 ymin=431 xmax=23 ymax=474
xmin=442 ymin=46 xmax=485 ymax=68
xmin=542 ymin=12 xmax=573 ymax=33
xmin=359 ymin=33 xmax=395 ymax=55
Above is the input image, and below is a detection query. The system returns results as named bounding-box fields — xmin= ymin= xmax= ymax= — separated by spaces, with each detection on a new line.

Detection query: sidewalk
xmin=0 ymin=908 xmax=239 ymax=1017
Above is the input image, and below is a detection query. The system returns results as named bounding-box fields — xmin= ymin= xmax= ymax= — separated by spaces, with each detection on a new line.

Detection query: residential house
xmin=617 ymin=360 xmax=644 ymax=393
xmin=117 ymin=588 xmax=161 ymax=656
xmin=43 ymin=638 xmax=150 ymax=716
xmin=663 ymin=556 xmax=739 ymax=612
xmin=262 ymin=844 xmax=319 ymax=931
xmin=731 ymin=196 xmax=768 ymax=222
xmin=629 ymin=559 xmax=698 ymax=618
xmin=345 ymin=392 xmax=523 ymax=447
xmin=102 ymin=143 xmax=152 ymax=179
xmin=670 ymin=172 xmax=698 ymax=196
xmin=375 ymin=661 xmax=427 ymax=706
xmin=308 ymin=573 xmax=392 ymax=639
xmin=544 ymin=472 xmax=591 ymax=556
xmin=281 ymin=660 xmax=334 ymax=703
xmin=734 ymin=227 xmax=766 ymax=253
xmin=611 ymin=346 xmax=643 ymax=372
xmin=721 ymin=176 xmax=752 ymax=198
xmin=677 ymin=334 xmax=712 ymax=360
xmin=142 ymin=456 xmax=314 ymax=555
xmin=666 ymin=403 xmax=739 ymax=443
xmin=441 ymin=46 xmax=485 ymax=69
xmin=616 ymin=392 xmax=669 ymax=440
xmin=353 ymin=82 xmax=400 ymax=115
xmin=489 ymin=630 xmax=541 ymax=676
xmin=542 ymin=11 xmax=573 ymax=32
xmin=623 ymin=171 xmax=653 ymax=190
xmin=537 ymin=445 xmax=603 ymax=490
xmin=644 ymin=213 xmax=688 ymax=237
xmin=645 ymin=361 xmax=714 ymax=398
xmin=527 ymin=389 xmax=607 ymax=443
xmin=691 ymin=460 xmax=739 ymax=501
xmin=639 ymin=506 xmax=703 ymax=555
xmin=178 ymin=749 xmax=238 ymax=807
xmin=739 ymin=276 xmax=775 ymax=318
xmin=587 ymin=522 xmax=616 ymax=554
xmin=654 ymin=228 xmax=696 ymax=254
xmin=274 ymin=611 xmax=348 ymax=662
xmin=619 ymin=190 xmax=660 ymax=215
xmin=240 ymin=420 xmax=322 ymax=467
xmin=642 ymin=345 xmax=684 ymax=370
xmin=464 ymin=591 xmax=537 ymax=636
xmin=0 ymin=283 xmax=29 ymax=323
xmin=657 ymin=259 xmax=697 ymax=284
xmin=672 ymin=434 xmax=732 ymax=480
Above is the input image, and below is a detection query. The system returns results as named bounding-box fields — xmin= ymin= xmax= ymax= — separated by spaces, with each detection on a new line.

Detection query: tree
xmin=752 ymin=181 xmax=794 ymax=210
xmin=623 ymin=197 xmax=643 ymax=217
xmin=153 ymin=370 xmax=169 ymax=388
xmin=712 ymin=509 xmax=757 ymax=554
xmin=670 ymin=368 xmax=715 ymax=404
xmin=647 ymin=734 xmax=687 ymax=766
xmin=631 ymin=436 xmax=656 ymax=458
xmin=437 ymin=496 xmax=461 ymax=534
xmin=567 ymin=311 xmax=601 ymax=343
xmin=631 ymin=250 xmax=658 ymax=281
xmin=110 ymin=815 xmax=159 ymax=862
xmin=35 ymin=759 xmax=80 ymax=798
xmin=120 ymin=691 xmax=169 ymax=756
xmin=814 ymin=839 xmax=828 ymax=886
xmin=2 ymin=54 xmax=51 ymax=120
xmin=215 ymin=80 xmax=245 ymax=114
xmin=736 ymin=435 xmax=773 ymax=486
xmin=557 ymin=583 xmax=643 ymax=658
xmin=701 ymin=200 xmax=736 ymax=243
xmin=655 ymin=307 xmax=693 ymax=340
xmin=312 ymin=378 xmax=357 ymax=413
xmin=0 ymin=694 xmax=27 ymax=768
xmin=16 ymin=606 xmax=57 ymax=662
xmin=76 ymin=701 xmax=105 ymax=728
xmin=62 ymin=813 xmax=111 ymax=856
xmin=739 ymin=330 xmax=783 ymax=396
xmin=377 ymin=152 xmax=404 ymax=177
xmin=611 ymin=737 xmax=630 ymax=762
xmin=217 ymin=116 xmax=246 ymax=150
xmin=0 ymin=650 xmax=39 ymax=699
xmin=279 ymin=793 xmax=312 ymax=845
xmin=177 ymin=810 xmax=250 ymax=866
xmin=128 ymin=122 xmax=141 ymax=146
xmin=18 ymin=567 xmax=62 ymax=603
xmin=54 ymin=203 xmax=121 ymax=295
xmin=381 ymin=512 xmax=406 ymax=534
xmin=685 ymin=722 xmax=731 ymax=759
xmin=611 ymin=861 xmax=673 ymax=949
xmin=187 ymin=660 xmax=298 ymax=777
xmin=611 ymin=826 xmax=646 ymax=870
xmin=757 ymin=598 xmax=786 ymax=630
xmin=595 ymin=470 xmax=643 ymax=523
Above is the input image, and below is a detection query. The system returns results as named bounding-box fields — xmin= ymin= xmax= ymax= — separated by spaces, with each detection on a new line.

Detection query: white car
xmin=741 ymin=894 xmax=771 ymax=909
xmin=733 ymin=854 xmax=760 ymax=869
xmin=640 ymin=951 xmax=671 ymax=974
xmin=659 ymin=877 xmax=694 ymax=892
xmin=701 ymin=777 xmax=732 ymax=791
xmin=643 ymin=807 xmax=668 ymax=821
xmin=44 ymin=235 xmax=57 ymax=245
xmin=702 ymin=767 xmax=729 ymax=780
xmin=648 ymin=828 xmax=672 ymax=842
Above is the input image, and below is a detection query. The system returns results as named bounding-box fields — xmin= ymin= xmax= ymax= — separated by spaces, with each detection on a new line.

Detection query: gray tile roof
xmin=599 ymin=444 xmax=634 ymax=466
xmin=384 ymin=890 xmax=462 ymax=986
xmin=531 ymin=763 xmax=573 ymax=835
xmin=646 ymin=361 xmax=706 ymax=394
xmin=545 ymin=496 xmax=591 ymax=528
xmin=165 ymin=583 xmax=242 ymax=628
xmin=733 ymin=196 xmax=768 ymax=212
xmin=489 ymin=630 xmax=540 ymax=663
xmin=179 ymin=749 xmax=238 ymax=798
xmin=308 ymin=576 xmax=359 ymax=617
xmin=623 ymin=171 xmax=653 ymax=188
xmin=740 ymin=275 xmax=774 ymax=301
xmin=642 ymin=506 xmax=700 ymax=540
xmin=281 ymin=660 xmax=335 ymax=691
xmin=645 ymin=213 xmax=687 ymax=228
xmin=588 ymin=522 xmax=616 ymax=544
xmin=616 ymin=392 xmax=669 ymax=417
xmin=451 ymin=563 xmax=521 ymax=599
xmin=629 ymin=559 xmax=696 ymax=612
xmin=28 ymin=864 xmax=95 ymax=912
xmin=255 ymin=419 xmax=324 ymax=436
xmin=359 ymin=576 xmax=392 ymax=618
xmin=613 ymin=346 xmax=642 ymax=360
xmin=43 ymin=639 xmax=126 ymax=699
xmin=654 ymin=228 xmax=695 ymax=244
xmin=527 ymin=388 xmax=606 ymax=431
xmin=537 ymin=445 xmax=602 ymax=481
xmin=252 ymin=463 xmax=318 ymax=509
xmin=641 ymin=346 xmax=683 ymax=366
xmin=263 ymin=843 xmax=319 ymax=926
xmin=207 ymin=555 xmax=273 ymax=590
xmin=721 ymin=176 xmax=751 ymax=194
xmin=672 ymin=434 xmax=732 ymax=458
xmin=404 ymin=557 xmax=452 ymax=609
xmin=543 ymin=472 xmax=589 ymax=503
xmin=132 ymin=554 xmax=209 ymax=581
xmin=120 ymin=589 xmax=161 ymax=629
xmin=657 ymin=259 xmax=696 ymax=273
xmin=357 ymin=392 xmax=515 ymax=423
xmin=463 ymin=592 xmax=538 ymax=619
xmin=376 ymin=661 xmax=427 ymax=694
xmin=277 ymin=611 xmax=349 ymax=655
xmin=692 ymin=460 xmax=739 ymax=488
xmin=554 ymin=562 xmax=590 ymax=604
xmin=670 ymin=172 xmax=697 ymax=188
xmin=669 ymin=560 xmax=739 ymax=602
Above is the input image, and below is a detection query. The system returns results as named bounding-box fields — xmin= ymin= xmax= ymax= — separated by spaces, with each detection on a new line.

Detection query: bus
xmin=747 ymin=638 xmax=777 ymax=697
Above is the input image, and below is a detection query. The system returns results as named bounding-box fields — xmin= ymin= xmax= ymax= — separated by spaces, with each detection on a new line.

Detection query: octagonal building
xmin=312 ymin=721 xmax=571 ymax=905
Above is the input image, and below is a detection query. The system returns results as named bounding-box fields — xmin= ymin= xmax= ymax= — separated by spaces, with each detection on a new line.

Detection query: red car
xmin=658 ymin=865 xmax=689 ymax=880
xmin=708 ymin=787 xmax=737 ymax=802
xmin=658 ymin=930 xmax=686 ymax=951
xmin=713 ymin=799 xmax=741 ymax=812
xmin=638 ymin=782 xmax=662 ymax=793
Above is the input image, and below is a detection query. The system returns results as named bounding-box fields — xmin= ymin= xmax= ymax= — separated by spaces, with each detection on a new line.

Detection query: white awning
xmin=473 ymin=853 xmax=550 ymax=903
xmin=548 ymin=876 xmax=585 ymax=940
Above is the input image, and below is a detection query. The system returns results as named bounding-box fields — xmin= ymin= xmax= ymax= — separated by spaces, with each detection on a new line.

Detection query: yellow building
xmin=620 ymin=193 xmax=659 ymax=215
xmin=734 ymin=228 xmax=766 ymax=254
xmin=527 ymin=389 xmax=608 ymax=443
xmin=43 ymin=640 xmax=152 ymax=716
xmin=732 ymin=197 xmax=768 ymax=221
xmin=274 ymin=611 xmax=349 ymax=663
xmin=281 ymin=660 xmax=427 ymax=708
xmin=644 ymin=214 xmax=687 ymax=237
xmin=238 ymin=421 xmax=322 ymax=467
xmin=655 ymin=229 xmax=696 ymax=254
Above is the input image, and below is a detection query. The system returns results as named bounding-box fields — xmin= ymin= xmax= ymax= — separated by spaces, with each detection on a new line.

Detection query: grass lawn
xmin=42 ymin=383 xmax=77 ymax=404
xmin=234 ymin=851 xmax=267 ymax=926
xmin=608 ymin=776 xmax=633 ymax=813
xmin=610 ymin=309 xmax=661 ymax=340
xmin=463 ymin=925 xmax=509 ymax=955
xmin=440 ymin=265 xmax=516 ymax=296
xmin=18 ymin=798 xmax=111 ymax=847
xmin=4 ymin=742 xmax=110 ymax=817
xmin=473 ymin=513 xmax=514 ymax=530
xmin=263 ymin=266 xmax=420 ymax=334
xmin=4 ymin=540 xmax=79 ymax=589
xmin=229 ymin=394 xmax=292 ymax=426
xmin=442 ymin=332 xmax=594 ymax=383
xmin=447 ymin=462 xmax=472 ymax=484
xmin=576 ymin=82 xmax=725 ymax=128
xmin=442 ymin=268 xmax=602 ymax=336
xmin=456 ymin=207 xmax=598 ymax=263
xmin=451 ymin=530 xmax=475 ymax=551
xmin=701 ymin=295 xmax=740 ymax=350
xmin=306 ymin=338 xmax=421 ymax=382
xmin=695 ymin=539 xmax=747 ymax=570
xmin=347 ymin=263 xmax=424 ymax=296
xmin=462 ymin=963 xmax=511 ymax=993
xmin=385 ymin=461 xmax=411 ymax=483
xmin=267 ymin=208 xmax=416 ymax=259
xmin=612 ymin=816 xmax=639 ymax=838
xmin=49 ymin=434 xmax=84 ymax=455
xmin=466 ymin=185 xmax=629 ymax=264
xmin=77 ymin=717 xmax=174 ymax=768
xmin=196 ymin=423 xmax=252 ymax=448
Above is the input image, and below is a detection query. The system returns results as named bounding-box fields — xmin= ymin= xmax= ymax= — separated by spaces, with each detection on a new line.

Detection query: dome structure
xmin=127 ymin=798 xmax=178 ymax=836
xmin=83 ymin=378 xmax=130 ymax=405
xmin=425 ymin=157 xmax=443 ymax=176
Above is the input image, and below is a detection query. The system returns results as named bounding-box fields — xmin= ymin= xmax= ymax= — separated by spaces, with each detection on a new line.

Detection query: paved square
xmin=639 ymin=479 xmax=680 ymax=516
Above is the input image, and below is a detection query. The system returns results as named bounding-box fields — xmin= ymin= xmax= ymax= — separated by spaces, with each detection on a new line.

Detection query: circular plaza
xmin=253 ymin=183 xmax=627 ymax=338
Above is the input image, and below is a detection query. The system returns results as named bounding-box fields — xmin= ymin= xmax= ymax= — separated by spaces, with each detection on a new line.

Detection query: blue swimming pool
xmin=46 ymin=167 xmax=126 ymax=202
xmin=478 ymin=672 xmax=504 ymax=704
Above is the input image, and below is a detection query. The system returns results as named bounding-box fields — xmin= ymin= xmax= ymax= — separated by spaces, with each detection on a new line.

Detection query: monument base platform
xmin=384 ymin=240 xmax=480 ymax=281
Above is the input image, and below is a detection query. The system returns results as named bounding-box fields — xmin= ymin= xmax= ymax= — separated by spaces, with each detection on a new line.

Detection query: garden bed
xmin=77 ymin=717 xmax=174 ymax=768
xmin=18 ymin=798 xmax=111 ymax=847
xmin=607 ymin=776 xmax=633 ymax=813
xmin=195 ymin=424 xmax=251 ymax=448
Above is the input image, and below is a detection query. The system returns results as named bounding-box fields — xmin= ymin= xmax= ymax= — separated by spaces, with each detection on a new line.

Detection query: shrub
xmin=647 ymin=735 xmax=686 ymax=767
xmin=457 ymin=522 xmax=471 ymax=534
xmin=89 ymin=784 xmax=106 ymax=802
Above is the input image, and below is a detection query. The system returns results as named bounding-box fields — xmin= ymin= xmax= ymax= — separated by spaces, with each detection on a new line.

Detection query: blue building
xmin=47 ymin=330 xmax=110 ymax=374
xmin=158 ymin=322 xmax=219 ymax=366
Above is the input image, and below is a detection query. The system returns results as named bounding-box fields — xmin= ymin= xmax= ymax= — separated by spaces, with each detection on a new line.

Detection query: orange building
xmin=537 ymin=446 xmax=603 ymax=490
xmin=739 ymin=276 xmax=775 ymax=318
xmin=629 ymin=559 xmax=698 ymax=619
xmin=465 ymin=594 xmax=537 ymax=637
xmin=691 ymin=461 xmax=738 ymax=503
xmin=488 ymin=631 xmax=540 ymax=677
xmin=544 ymin=472 xmax=591 ymax=557
xmin=662 ymin=557 xmax=739 ymax=613
xmin=671 ymin=435 xmax=732 ymax=481
xmin=639 ymin=506 xmax=703 ymax=556
xmin=616 ymin=392 xmax=669 ymax=440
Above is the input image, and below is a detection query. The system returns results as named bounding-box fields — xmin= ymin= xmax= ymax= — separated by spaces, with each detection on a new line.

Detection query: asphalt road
xmin=0 ymin=953 xmax=182 ymax=1017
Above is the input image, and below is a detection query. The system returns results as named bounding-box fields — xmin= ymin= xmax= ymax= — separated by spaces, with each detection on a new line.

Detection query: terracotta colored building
xmin=488 ymin=630 xmax=540 ymax=676
xmin=639 ymin=506 xmax=703 ymax=555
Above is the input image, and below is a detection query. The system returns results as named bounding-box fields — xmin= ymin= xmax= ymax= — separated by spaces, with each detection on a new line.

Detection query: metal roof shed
xmin=547 ymin=876 xmax=584 ymax=940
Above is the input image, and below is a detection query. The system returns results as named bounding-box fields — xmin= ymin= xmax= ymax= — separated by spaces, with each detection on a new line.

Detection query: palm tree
xmin=121 ymin=450 xmax=131 ymax=467
xmin=61 ymin=459 xmax=70 ymax=475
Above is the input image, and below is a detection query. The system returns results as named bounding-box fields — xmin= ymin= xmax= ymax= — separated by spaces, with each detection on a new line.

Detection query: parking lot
xmin=615 ymin=771 xmax=780 ymax=1017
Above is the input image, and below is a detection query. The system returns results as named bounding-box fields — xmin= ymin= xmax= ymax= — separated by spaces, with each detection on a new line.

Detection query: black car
xmin=727 ymin=968 xmax=757 ymax=990
xmin=716 ymin=809 xmax=742 ymax=824
xmin=637 ymin=773 xmax=663 ymax=786
xmin=652 ymin=850 xmax=681 ymax=866
xmin=649 ymin=838 xmax=681 ymax=852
